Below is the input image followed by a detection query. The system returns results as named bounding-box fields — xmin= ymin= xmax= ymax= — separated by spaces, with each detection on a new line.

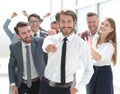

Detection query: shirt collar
xmin=59 ymin=32 xmax=75 ymax=42
xmin=21 ymin=41 xmax=31 ymax=47
xmin=89 ymin=30 xmax=99 ymax=36
xmin=31 ymin=30 xmax=40 ymax=36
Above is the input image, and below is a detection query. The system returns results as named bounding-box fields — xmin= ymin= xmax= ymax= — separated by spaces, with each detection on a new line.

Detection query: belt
xmin=22 ymin=77 xmax=39 ymax=84
xmin=43 ymin=77 xmax=72 ymax=88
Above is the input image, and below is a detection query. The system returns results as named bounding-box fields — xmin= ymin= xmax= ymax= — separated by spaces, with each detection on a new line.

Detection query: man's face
xmin=59 ymin=14 xmax=76 ymax=37
xmin=17 ymin=26 xmax=32 ymax=44
xmin=29 ymin=17 xmax=41 ymax=33
xmin=87 ymin=15 xmax=99 ymax=35
xmin=51 ymin=23 xmax=59 ymax=33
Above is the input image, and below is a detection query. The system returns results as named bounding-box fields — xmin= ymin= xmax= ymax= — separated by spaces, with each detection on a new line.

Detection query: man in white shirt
xmin=41 ymin=10 xmax=94 ymax=94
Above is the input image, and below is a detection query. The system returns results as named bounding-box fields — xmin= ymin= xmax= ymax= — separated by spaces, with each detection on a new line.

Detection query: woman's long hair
xmin=97 ymin=18 xmax=117 ymax=65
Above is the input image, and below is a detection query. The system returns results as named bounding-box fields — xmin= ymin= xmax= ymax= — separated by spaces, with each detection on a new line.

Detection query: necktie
xmin=61 ymin=38 xmax=67 ymax=84
xmin=34 ymin=33 xmax=37 ymax=36
xmin=25 ymin=45 xmax=32 ymax=88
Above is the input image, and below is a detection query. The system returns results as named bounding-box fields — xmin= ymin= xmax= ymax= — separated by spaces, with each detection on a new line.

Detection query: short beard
xmin=60 ymin=27 xmax=75 ymax=36
xmin=21 ymin=35 xmax=32 ymax=44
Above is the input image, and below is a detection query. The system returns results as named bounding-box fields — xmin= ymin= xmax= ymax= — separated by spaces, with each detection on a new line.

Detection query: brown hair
xmin=14 ymin=21 xmax=29 ymax=34
xmin=28 ymin=13 xmax=42 ymax=22
xmin=51 ymin=21 xmax=58 ymax=25
xmin=86 ymin=12 xmax=98 ymax=17
xmin=55 ymin=10 xmax=77 ymax=22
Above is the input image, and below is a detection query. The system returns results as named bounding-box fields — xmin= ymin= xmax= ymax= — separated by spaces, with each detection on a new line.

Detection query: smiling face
xmin=99 ymin=18 xmax=114 ymax=36
xmin=58 ymin=14 xmax=76 ymax=37
xmin=87 ymin=15 xmax=99 ymax=35
xmin=17 ymin=26 xmax=32 ymax=44
xmin=28 ymin=16 xmax=41 ymax=33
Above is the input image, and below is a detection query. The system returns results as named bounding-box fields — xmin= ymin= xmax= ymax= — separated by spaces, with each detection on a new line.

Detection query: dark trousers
xmin=18 ymin=79 xmax=40 ymax=94
xmin=86 ymin=66 xmax=114 ymax=94
xmin=40 ymin=79 xmax=70 ymax=94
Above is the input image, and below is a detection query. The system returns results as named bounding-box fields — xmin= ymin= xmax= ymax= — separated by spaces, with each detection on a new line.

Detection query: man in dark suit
xmin=28 ymin=13 xmax=48 ymax=38
xmin=8 ymin=21 xmax=46 ymax=94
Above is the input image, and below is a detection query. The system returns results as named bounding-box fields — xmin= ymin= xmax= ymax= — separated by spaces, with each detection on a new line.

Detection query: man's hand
xmin=70 ymin=87 xmax=78 ymax=94
xmin=48 ymin=29 xmax=56 ymax=35
xmin=11 ymin=85 xmax=18 ymax=94
xmin=43 ymin=12 xmax=51 ymax=18
xmin=22 ymin=10 xmax=29 ymax=17
xmin=11 ymin=12 xmax=17 ymax=19
xmin=46 ymin=44 xmax=57 ymax=53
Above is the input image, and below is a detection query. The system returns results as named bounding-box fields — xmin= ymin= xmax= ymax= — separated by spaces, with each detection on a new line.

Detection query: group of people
xmin=3 ymin=10 xmax=51 ymax=44
xmin=81 ymin=12 xmax=117 ymax=94
xmin=3 ymin=9 xmax=117 ymax=94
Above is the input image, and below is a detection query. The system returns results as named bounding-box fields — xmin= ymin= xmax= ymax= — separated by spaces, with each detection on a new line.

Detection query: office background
xmin=0 ymin=0 xmax=120 ymax=93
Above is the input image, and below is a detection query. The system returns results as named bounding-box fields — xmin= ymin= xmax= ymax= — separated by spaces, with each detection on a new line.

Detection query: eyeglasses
xmin=29 ymin=20 xmax=40 ymax=24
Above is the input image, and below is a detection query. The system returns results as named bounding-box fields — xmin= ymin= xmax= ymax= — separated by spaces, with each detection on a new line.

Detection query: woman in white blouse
xmin=85 ymin=17 xmax=117 ymax=94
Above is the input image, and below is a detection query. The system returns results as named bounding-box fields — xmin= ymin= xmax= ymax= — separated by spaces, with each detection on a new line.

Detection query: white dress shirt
xmin=31 ymin=30 xmax=40 ymax=38
xmin=22 ymin=42 xmax=39 ymax=80
xmin=42 ymin=32 xmax=94 ymax=90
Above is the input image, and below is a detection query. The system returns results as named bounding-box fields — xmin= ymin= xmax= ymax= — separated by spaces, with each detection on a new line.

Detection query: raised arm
xmin=3 ymin=12 xmax=17 ymax=40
